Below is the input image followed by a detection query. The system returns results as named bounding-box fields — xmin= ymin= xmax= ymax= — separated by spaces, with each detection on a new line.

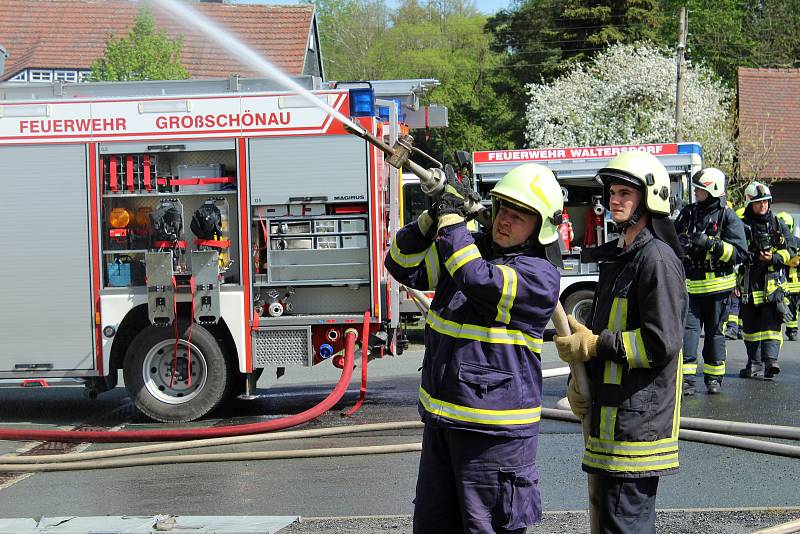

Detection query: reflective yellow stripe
xmin=726 ymin=314 xmax=738 ymax=323
xmin=599 ymin=406 xmax=617 ymax=440
xmin=777 ymin=249 xmax=791 ymax=263
xmin=788 ymin=319 xmax=798 ymax=328
xmin=389 ymin=240 xmax=427 ymax=268
xmin=424 ymin=245 xmax=440 ymax=290
xmin=673 ymin=350 xmax=682 ymax=438
xmin=703 ymin=362 xmax=725 ymax=376
xmin=494 ymin=265 xmax=517 ymax=325
xmin=608 ymin=297 xmax=626 ymax=330
xmin=686 ymin=273 xmax=737 ymax=294
xmin=748 ymin=290 xmax=767 ymax=305
xmin=587 ymin=436 xmax=678 ymax=457
xmin=682 ymin=363 xmax=697 ymax=375
xmin=743 ymin=330 xmax=784 ymax=343
xmin=426 ymin=309 xmax=543 ymax=353
xmin=444 ymin=244 xmax=481 ymax=276
xmin=419 ymin=387 xmax=541 ymax=425
xmin=622 ymin=328 xmax=651 ymax=368
xmin=719 ymin=241 xmax=734 ymax=262
xmin=583 ymin=451 xmax=679 ymax=472
xmin=603 ymin=361 xmax=622 ymax=384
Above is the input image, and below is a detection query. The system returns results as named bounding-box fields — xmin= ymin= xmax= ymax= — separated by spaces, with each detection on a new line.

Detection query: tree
xmin=524 ymin=43 xmax=735 ymax=171
xmin=486 ymin=0 xmax=667 ymax=147
xmin=751 ymin=0 xmax=800 ymax=69
xmin=91 ymin=8 xmax=188 ymax=81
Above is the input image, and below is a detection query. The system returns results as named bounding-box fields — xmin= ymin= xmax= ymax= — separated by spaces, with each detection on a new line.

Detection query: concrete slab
xmin=0 ymin=515 xmax=298 ymax=533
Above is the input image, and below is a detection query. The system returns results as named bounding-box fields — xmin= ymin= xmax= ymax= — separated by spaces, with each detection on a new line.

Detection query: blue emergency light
xmin=377 ymin=98 xmax=406 ymax=124
xmin=349 ymin=87 xmax=375 ymax=117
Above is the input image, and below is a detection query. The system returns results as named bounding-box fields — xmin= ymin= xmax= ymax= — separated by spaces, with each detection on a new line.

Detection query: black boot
xmin=787 ymin=329 xmax=798 ymax=341
xmin=739 ymin=362 xmax=765 ymax=379
xmin=683 ymin=378 xmax=696 ymax=396
xmin=706 ymin=379 xmax=721 ymax=394
xmin=764 ymin=359 xmax=781 ymax=378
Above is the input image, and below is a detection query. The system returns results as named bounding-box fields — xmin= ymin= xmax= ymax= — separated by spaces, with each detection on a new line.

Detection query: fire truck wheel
xmin=563 ymin=289 xmax=595 ymax=327
xmin=123 ymin=322 xmax=229 ymax=423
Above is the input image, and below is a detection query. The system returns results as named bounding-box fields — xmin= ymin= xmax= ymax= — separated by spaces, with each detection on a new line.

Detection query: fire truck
xmin=399 ymin=143 xmax=703 ymax=325
xmin=0 ymin=76 xmax=443 ymax=422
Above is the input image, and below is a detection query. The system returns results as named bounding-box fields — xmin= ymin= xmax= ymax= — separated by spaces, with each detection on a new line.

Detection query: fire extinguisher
xmin=558 ymin=208 xmax=573 ymax=252
xmin=583 ymin=206 xmax=603 ymax=247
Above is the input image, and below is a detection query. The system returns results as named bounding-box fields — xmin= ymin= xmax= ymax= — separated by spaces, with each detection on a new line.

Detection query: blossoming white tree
xmin=524 ymin=43 xmax=735 ymax=172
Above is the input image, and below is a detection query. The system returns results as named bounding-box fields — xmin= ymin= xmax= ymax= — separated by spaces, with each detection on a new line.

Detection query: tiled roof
xmin=0 ymin=0 xmax=316 ymax=80
xmin=738 ymin=67 xmax=800 ymax=182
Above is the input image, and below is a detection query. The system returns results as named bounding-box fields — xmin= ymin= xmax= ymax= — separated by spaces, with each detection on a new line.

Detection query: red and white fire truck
xmin=0 ymin=76 xmax=442 ymax=422
xmin=400 ymin=142 xmax=703 ymax=325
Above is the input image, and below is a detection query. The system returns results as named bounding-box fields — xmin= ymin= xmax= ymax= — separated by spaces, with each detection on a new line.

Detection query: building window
xmin=79 ymin=71 xmax=92 ymax=82
xmin=29 ymin=69 xmax=53 ymax=82
xmin=8 ymin=71 xmax=27 ymax=82
xmin=54 ymin=70 xmax=78 ymax=82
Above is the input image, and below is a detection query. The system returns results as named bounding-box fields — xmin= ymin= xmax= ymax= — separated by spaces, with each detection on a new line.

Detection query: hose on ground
xmin=542 ymin=408 xmax=800 ymax=459
xmin=0 ymin=322 xmax=363 ymax=443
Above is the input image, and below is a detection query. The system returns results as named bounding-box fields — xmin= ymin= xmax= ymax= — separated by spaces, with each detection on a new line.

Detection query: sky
xmin=227 ymin=0 xmax=511 ymax=16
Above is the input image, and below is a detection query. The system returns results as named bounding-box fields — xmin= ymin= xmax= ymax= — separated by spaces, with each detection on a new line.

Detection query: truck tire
xmin=123 ymin=322 xmax=229 ymax=423
xmin=562 ymin=289 xmax=595 ymax=326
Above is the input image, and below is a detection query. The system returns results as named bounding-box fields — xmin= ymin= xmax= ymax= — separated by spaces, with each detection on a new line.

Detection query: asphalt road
xmin=0 ymin=332 xmax=799 ymax=532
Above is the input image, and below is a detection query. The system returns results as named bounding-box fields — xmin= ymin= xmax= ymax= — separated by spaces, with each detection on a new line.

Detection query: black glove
xmin=436 ymin=190 xmax=466 ymax=217
xmin=690 ymin=232 xmax=711 ymax=251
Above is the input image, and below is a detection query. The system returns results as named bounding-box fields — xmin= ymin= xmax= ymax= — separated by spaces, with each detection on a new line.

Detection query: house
xmin=0 ymin=0 xmax=323 ymax=82
xmin=738 ymin=67 xmax=800 ymax=214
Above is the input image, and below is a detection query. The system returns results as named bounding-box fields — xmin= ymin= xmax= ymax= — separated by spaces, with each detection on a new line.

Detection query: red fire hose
xmin=0 ymin=323 xmax=363 ymax=444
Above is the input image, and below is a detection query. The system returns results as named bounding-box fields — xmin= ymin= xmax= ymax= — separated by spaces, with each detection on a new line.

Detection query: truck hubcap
xmin=142 ymin=340 xmax=208 ymax=404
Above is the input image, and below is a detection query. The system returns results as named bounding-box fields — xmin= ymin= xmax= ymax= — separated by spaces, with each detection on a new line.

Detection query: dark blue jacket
xmin=385 ymin=216 xmax=560 ymax=437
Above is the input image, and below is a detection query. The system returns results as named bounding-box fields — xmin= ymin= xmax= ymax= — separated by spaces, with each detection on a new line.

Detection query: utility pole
xmin=675 ymin=7 xmax=687 ymax=142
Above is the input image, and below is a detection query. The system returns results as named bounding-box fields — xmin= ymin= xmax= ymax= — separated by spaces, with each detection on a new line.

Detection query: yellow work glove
xmin=553 ymin=315 xmax=599 ymax=364
xmin=567 ymin=378 xmax=591 ymax=418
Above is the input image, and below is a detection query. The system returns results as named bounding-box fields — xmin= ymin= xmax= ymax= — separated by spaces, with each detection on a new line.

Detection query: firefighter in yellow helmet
xmin=553 ymin=151 xmax=687 ymax=534
xmin=776 ymin=211 xmax=799 ymax=340
xmin=673 ymin=168 xmax=747 ymax=395
xmin=738 ymin=182 xmax=794 ymax=378
xmin=385 ymin=163 xmax=563 ymax=532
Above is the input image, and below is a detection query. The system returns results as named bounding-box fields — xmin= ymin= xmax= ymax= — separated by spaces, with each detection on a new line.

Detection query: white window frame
xmin=8 ymin=71 xmax=27 ymax=82
xmin=29 ymin=69 xmax=53 ymax=82
xmin=54 ymin=70 xmax=78 ymax=83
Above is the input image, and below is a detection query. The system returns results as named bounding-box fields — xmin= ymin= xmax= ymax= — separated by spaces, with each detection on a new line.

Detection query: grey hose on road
xmin=542 ymin=408 xmax=800 ymax=459
xmin=0 ymin=421 xmax=424 ymax=464
xmin=0 ymin=443 xmax=423 ymax=472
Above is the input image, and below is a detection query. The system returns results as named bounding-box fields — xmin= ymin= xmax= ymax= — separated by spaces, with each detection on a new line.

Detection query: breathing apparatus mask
xmin=151 ymin=200 xmax=184 ymax=244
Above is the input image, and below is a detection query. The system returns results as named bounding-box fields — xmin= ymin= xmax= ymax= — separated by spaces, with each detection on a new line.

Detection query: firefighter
xmin=385 ymin=163 xmax=563 ymax=533
xmin=776 ymin=211 xmax=799 ymax=341
xmin=738 ymin=182 xmax=794 ymax=379
xmin=554 ymin=151 xmax=687 ymax=534
xmin=673 ymin=168 xmax=747 ymax=395
xmin=725 ymin=205 xmax=748 ymax=340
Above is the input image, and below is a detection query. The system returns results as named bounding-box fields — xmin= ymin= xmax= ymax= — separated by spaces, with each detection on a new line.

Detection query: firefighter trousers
xmin=786 ymin=294 xmax=799 ymax=333
xmin=683 ymin=292 xmax=729 ymax=384
xmin=725 ymin=292 xmax=741 ymax=336
xmin=413 ymin=424 xmax=541 ymax=534
xmin=588 ymin=473 xmax=659 ymax=534
xmin=741 ymin=301 xmax=783 ymax=365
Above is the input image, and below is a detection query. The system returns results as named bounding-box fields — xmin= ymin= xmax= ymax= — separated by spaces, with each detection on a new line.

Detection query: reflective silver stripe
xmin=682 ymin=363 xmax=697 ymax=375
xmin=603 ymin=361 xmax=622 ymax=385
xmin=582 ymin=451 xmax=679 ymax=472
xmin=426 ymin=309 xmax=542 ymax=353
xmin=622 ymin=328 xmax=650 ymax=369
xmin=587 ymin=436 xmax=678 ymax=456
xmin=494 ymin=265 xmax=517 ymax=325
xmin=424 ymin=245 xmax=440 ymax=289
xmin=389 ymin=240 xmax=427 ymax=268
xmin=686 ymin=273 xmax=736 ymax=294
xmin=419 ymin=387 xmax=541 ymax=425
xmin=599 ymin=406 xmax=617 ymax=440
xmin=444 ymin=244 xmax=482 ymax=276
xmin=608 ymin=297 xmax=626 ymax=330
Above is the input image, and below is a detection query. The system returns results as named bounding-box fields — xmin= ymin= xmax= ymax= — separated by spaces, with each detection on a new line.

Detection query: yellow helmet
xmin=489 ymin=163 xmax=564 ymax=245
xmin=597 ymin=151 xmax=671 ymax=216
xmin=777 ymin=211 xmax=794 ymax=231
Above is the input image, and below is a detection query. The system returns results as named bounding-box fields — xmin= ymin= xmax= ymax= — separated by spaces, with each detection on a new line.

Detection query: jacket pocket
xmin=458 ymin=362 xmax=513 ymax=399
xmin=495 ymin=463 xmax=541 ymax=530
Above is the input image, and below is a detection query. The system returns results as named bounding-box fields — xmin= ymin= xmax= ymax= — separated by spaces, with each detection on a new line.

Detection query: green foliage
xmin=485 ymin=0 xmax=667 ymax=146
xmin=90 ymin=8 xmax=188 ymax=82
